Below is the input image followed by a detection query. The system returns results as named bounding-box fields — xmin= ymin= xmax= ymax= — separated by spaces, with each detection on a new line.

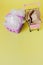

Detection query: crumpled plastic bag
xmin=4 ymin=9 xmax=25 ymax=33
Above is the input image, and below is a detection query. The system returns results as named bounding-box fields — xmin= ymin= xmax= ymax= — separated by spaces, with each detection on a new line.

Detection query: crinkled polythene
xmin=4 ymin=9 xmax=25 ymax=33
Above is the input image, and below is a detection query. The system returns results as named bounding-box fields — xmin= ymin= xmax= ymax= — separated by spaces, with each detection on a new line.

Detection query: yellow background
xmin=0 ymin=0 xmax=43 ymax=65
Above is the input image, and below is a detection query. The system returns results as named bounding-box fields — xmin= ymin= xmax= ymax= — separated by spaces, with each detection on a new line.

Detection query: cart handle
xmin=23 ymin=2 xmax=40 ymax=10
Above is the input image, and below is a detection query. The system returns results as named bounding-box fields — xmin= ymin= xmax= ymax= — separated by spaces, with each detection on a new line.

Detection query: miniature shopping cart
xmin=24 ymin=2 xmax=41 ymax=32
xmin=28 ymin=8 xmax=41 ymax=32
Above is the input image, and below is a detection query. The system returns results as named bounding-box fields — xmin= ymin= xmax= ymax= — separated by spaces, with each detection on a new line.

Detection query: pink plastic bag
xmin=4 ymin=9 xmax=25 ymax=33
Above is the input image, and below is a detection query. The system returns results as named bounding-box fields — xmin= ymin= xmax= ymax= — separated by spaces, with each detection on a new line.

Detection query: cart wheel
xmin=37 ymin=29 xmax=39 ymax=31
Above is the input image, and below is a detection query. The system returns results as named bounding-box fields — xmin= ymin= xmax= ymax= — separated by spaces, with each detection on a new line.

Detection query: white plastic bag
xmin=4 ymin=9 xmax=25 ymax=33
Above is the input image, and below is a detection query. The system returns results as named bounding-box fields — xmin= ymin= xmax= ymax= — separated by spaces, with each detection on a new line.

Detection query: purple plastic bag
xmin=4 ymin=9 xmax=25 ymax=33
